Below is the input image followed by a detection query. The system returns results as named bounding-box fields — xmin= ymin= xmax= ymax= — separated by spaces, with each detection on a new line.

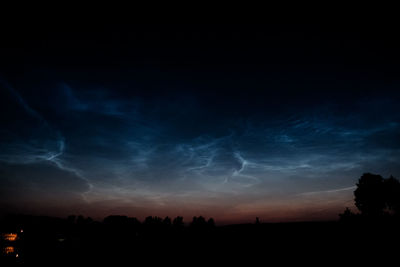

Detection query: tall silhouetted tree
xmin=354 ymin=173 xmax=386 ymax=217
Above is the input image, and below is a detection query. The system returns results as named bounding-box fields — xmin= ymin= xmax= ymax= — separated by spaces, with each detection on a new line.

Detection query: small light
xmin=20 ymin=229 xmax=23 ymax=233
xmin=16 ymin=254 xmax=19 ymax=258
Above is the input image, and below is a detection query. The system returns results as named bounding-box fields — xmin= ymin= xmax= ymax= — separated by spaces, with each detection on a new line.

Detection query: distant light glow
xmin=3 ymin=246 xmax=15 ymax=254
xmin=2 ymin=233 xmax=18 ymax=241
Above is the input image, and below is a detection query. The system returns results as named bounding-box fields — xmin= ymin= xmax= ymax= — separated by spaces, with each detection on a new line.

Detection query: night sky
xmin=1 ymin=20 xmax=400 ymax=223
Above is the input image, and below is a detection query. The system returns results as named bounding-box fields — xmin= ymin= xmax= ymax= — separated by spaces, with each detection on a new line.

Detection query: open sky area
xmin=1 ymin=20 xmax=399 ymax=223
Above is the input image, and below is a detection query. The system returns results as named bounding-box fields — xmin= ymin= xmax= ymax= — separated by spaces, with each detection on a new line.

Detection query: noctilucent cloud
xmin=1 ymin=22 xmax=400 ymax=223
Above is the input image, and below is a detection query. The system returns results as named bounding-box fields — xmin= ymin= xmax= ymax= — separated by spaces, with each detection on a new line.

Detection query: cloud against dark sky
xmin=1 ymin=22 xmax=400 ymax=222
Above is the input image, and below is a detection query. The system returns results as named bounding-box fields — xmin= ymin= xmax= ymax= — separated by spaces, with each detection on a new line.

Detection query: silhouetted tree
xmin=172 ymin=216 xmax=184 ymax=228
xmin=103 ymin=215 xmax=129 ymax=225
xmin=190 ymin=216 xmax=208 ymax=229
xmin=255 ymin=217 xmax=260 ymax=225
xmin=144 ymin=216 xmax=163 ymax=226
xmin=86 ymin=217 xmax=93 ymax=224
xmin=77 ymin=215 xmax=86 ymax=225
xmin=354 ymin=173 xmax=386 ymax=217
xmin=349 ymin=173 xmax=400 ymax=220
xmin=67 ymin=215 xmax=76 ymax=224
xmin=163 ymin=216 xmax=172 ymax=226
xmin=127 ymin=217 xmax=141 ymax=226
xmin=339 ymin=207 xmax=356 ymax=222
xmin=207 ymin=218 xmax=215 ymax=227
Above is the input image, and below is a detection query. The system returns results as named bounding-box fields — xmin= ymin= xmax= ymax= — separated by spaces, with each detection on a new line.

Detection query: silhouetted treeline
xmin=2 ymin=172 xmax=400 ymax=265
xmin=0 ymin=214 xmax=215 ymax=230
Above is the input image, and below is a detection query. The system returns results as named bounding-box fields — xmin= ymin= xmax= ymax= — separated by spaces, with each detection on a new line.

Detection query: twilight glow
xmin=1 ymin=23 xmax=399 ymax=223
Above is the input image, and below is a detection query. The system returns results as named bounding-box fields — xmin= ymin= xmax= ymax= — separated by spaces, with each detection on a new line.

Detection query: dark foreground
xmin=1 ymin=216 xmax=399 ymax=265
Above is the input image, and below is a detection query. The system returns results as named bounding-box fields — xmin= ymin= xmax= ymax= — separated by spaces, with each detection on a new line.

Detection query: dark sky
xmin=1 ymin=19 xmax=400 ymax=223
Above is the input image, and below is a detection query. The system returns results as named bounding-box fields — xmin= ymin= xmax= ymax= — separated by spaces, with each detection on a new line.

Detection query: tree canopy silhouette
xmin=352 ymin=173 xmax=400 ymax=218
xmin=354 ymin=173 xmax=386 ymax=217
xmin=172 ymin=216 xmax=184 ymax=228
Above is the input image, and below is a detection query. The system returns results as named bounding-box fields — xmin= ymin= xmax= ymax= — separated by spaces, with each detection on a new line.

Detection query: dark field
xmin=1 ymin=215 xmax=399 ymax=265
